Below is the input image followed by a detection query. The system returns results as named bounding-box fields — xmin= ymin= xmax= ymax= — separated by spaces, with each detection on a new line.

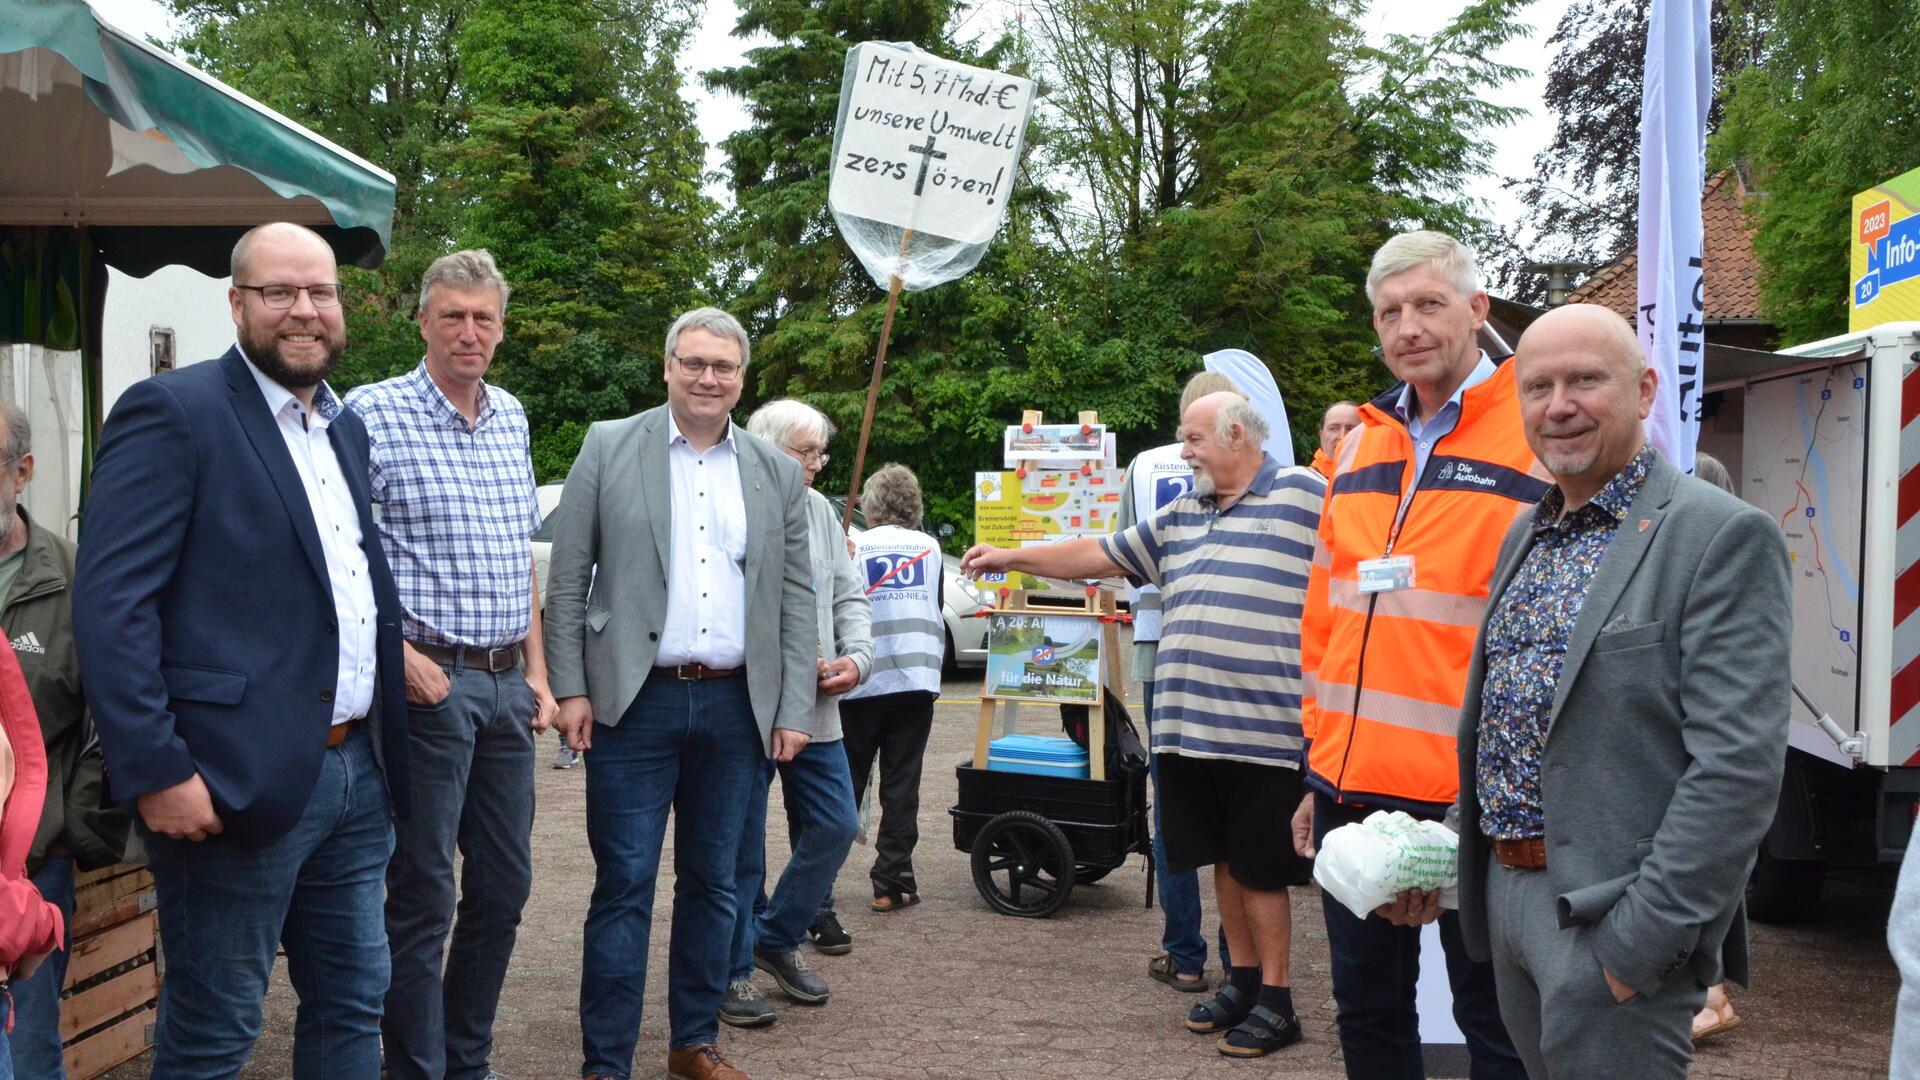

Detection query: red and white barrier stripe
xmin=1893 ymin=366 xmax=1920 ymax=763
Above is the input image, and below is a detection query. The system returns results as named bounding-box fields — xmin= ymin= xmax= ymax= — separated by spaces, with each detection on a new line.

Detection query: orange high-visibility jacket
xmin=1310 ymin=449 xmax=1336 ymax=483
xmin=1301 ymin=359 xmax=1551 ymax=814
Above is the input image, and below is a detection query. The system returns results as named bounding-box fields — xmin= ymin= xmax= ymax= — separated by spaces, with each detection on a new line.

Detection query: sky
xmin=87 ymin=0 xmax=1575 ymax=242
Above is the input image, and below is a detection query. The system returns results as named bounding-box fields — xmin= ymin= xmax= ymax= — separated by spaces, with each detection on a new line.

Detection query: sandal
xmin=1691 ymin=997 xmax=1741 ymax=1041
xmin=1148 ymin=953 xmax=1209 ymax=993
xmin=1217 ymin=1004 xmax=1304 ymax=1057
xmin=870 ymin=891 xmax=921 ymax=912
xmin=1185 ymin=983 xmax=1253 ymax=1033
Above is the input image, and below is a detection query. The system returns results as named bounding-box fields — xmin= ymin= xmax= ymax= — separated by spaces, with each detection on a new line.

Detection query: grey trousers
xmin=383 ymin=665 xmax=537 ymax=1080
xmin=1486 ymin=863 xmax=1707 ymax=1080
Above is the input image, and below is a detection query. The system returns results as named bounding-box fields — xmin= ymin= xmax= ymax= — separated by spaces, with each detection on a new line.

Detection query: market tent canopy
xmin=0 ymin=0 xmax=396 ymax=278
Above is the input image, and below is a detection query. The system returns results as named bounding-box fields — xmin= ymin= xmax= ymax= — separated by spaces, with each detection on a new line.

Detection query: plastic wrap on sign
xmin=1312 ymin=810 xmax=1461 ymax=920
xmin=829 ymin=42 xmax=1036 ymax=292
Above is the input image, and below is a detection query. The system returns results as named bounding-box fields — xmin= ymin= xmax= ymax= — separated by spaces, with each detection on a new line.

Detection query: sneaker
xmin=807 ymin=912 xmax=853 ymax=955
xmin=718 ymin=979 xmax=776 ymax=1028
xmin=753 ymin=947 xmax=830 ymax=1004
xmin=552 ymin=744 xmax=579 ymax=769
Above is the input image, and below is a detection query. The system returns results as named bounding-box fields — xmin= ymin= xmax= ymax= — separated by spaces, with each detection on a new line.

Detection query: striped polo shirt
xmin=1099 ymin=454 xmax=1324 ymax=767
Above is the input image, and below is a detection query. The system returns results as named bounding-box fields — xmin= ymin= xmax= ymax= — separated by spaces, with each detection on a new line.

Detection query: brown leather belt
xmin=654 ymin=663 xmax=742 ymax=681
xmin=411 ymin=641 xmax=523 ymax=673
xmin=1493 ymin=837 xmax=1548 ymax=870
xmin=327 ymin=719 xmax=359 ymax=748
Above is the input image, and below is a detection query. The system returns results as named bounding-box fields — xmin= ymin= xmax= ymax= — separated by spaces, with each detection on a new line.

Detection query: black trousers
xmin=839 ymin=690 xmax=938 ymax=898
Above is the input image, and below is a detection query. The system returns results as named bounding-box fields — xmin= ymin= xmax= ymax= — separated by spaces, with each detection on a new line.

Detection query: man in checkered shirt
xmin=344 ymin=249 xmax=558 ymax=1080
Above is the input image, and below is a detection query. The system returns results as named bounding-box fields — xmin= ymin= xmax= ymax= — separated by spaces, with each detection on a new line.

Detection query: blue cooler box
xmin=986 ymin=734 xmax=1090 ymax=779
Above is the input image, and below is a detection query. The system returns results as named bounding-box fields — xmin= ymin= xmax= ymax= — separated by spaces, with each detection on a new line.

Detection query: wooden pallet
xmin=60 ymin=861 xmax=158 ymax=1079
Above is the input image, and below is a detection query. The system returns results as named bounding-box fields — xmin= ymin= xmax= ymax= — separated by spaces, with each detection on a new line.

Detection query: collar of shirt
xmin=665 ymin=409 xmax=739 ymax=454
xmin=1392 ymin=350 xmax=1495 ymax=432
xmin=1534 ymin=443 xmax=1658 ymax=533
xmin=405 ymin=361 xmax=493 ymax=433
xmin=237 ymin=341 xmax=342 ymax=429
xmin=1196 ymin=453 xmax=1281 ymax=512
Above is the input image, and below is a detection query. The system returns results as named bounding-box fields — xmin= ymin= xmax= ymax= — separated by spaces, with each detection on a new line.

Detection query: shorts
xmin=1154 ymin=751 xmax=1313 ymax=891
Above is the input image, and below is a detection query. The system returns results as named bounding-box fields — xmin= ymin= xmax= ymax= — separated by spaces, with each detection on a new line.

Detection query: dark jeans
xmin=384 ymin=665 xmax=536 ymax=1080
xmin=9 ymin=853 xmax=75 ymax=1079
xmin=1313 ymin=792 xmax=1526 ymax=1080
xmin=728 ymin=737 xmax=860 ymax=977
xmin=579 ymin=672 xmax=763 ymax=1075
xmin=142 ymin=728 xmax=394 ymax=1080
xmin=1143 ymin=682 xmax=1222 ymax=975
xmin=840 ymin=690 xmax=936 ymax=898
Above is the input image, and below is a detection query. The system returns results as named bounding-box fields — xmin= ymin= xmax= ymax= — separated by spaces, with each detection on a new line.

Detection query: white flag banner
xmin=1202 ymin=348 xmax=1296 ymax=468
xmin=1636 ymin=0 xmax=1712 ymax=473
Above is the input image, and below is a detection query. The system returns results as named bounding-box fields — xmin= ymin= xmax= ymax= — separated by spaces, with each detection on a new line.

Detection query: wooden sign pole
xmin=843 ymin=228 xmax=915 ymax=532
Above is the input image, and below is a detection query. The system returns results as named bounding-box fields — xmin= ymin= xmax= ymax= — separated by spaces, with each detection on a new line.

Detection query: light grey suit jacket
xmin=1453 ymin=449 xmax=1791 ymax=992
xmin=543 ymin=405 xmax=817 ymax=756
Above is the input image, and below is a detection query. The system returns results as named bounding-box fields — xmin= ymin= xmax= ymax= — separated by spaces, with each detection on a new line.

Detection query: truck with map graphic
xmin=1699 ymin=321 xmax=1920 ymax=920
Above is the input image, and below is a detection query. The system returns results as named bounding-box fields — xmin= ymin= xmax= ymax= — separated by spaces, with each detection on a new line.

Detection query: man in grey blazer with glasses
xmin=1384 ymin=303 xmax=1791 ymax=1080
xmin=544 ymin=306 xmax=817 ymax=1080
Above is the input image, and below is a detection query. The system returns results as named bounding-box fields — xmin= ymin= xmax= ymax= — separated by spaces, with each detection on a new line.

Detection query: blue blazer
xmin=73 ymin=348 xmax=410 ymax=845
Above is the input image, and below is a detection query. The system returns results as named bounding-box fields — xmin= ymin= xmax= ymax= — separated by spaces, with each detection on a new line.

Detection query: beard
xmin=240 ymin=319 xmax=343 ymax=391
xmin=1190 ymin=468 xmax=1215 ymax=499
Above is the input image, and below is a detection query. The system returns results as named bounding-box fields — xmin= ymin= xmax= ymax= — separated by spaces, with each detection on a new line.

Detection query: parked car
xmin=531 ymin=482 xmax=987 ymax=675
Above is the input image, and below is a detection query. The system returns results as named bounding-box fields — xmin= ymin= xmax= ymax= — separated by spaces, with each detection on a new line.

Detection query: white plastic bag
xmin=1312 ymin=810 xmax=1461 ymax=920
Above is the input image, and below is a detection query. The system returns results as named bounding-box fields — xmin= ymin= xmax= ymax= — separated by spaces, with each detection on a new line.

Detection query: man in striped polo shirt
xmin=962 ymin=391 xmax=1324 ymax=1059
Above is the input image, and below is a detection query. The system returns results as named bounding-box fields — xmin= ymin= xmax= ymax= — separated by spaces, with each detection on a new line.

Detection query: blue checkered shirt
xmin=344 ymin=363 xmax=542 ymax=648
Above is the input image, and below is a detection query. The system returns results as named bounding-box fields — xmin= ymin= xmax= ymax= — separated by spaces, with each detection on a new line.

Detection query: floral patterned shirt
xmin=1476 ymin=445 xmax=1656 ymax=841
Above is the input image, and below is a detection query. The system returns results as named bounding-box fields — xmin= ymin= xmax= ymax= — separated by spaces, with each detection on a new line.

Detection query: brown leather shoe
xmin=667 ymin=1044 xmax=750 ymax=1080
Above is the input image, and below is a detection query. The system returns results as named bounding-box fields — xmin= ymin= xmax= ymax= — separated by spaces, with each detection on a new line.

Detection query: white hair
xmin=1365 ymin=230 xmax=1481 ymax=304
xmin=1213 ymin=396 xmax=1270 ymax=448
xmin=665 ymin=306 xmax=751 ymax=369
xmin=745 ymin=398 xmax=834 ymax=449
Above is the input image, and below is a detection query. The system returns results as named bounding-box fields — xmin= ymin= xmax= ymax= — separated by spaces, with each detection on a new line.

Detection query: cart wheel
xmin=971 ymin=810 xmax=1076 ymax=917
xmin=1073 ymin=865 xmax=1114 ymax=885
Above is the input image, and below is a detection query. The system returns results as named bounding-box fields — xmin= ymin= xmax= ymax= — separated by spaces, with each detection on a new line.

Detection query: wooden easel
xmin=971 ymin=408 xmax=1128 ymax=781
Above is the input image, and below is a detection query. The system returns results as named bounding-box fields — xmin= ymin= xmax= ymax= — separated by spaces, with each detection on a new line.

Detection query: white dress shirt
xmin=656 ymin=411 xmax=749 ymax=668
xmin=241 ymin=347 xmax=379 ymax=724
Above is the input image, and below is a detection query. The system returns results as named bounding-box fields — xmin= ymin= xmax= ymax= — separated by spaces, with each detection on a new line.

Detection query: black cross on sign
xmin=908 ymin=136 xmax=947 ymax=196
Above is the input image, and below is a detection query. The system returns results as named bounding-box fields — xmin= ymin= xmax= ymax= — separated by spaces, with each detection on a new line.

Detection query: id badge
xmin=1356 ymin=555 xmax=1415 ymax=594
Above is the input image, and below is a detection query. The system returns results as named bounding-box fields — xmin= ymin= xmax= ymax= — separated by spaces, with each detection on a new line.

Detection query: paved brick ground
xmin=107 ymin=680 xmax=1897 ymax=1079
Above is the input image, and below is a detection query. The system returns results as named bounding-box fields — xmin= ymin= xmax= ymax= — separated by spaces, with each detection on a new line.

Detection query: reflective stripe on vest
xmin=845 ymin=525 xmax=944 ymax=699
xmin=1303 ymin=360 xmax=1551 ymax=812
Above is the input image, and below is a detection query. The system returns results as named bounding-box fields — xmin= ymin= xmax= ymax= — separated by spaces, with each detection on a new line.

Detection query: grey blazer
xmin=543 ymin=405 xmax=817 ymax=756
xmin=1452 ymin=449 xmax=1791 ymax=992
xmin=803 ymin=487 xmax=873 ymax=743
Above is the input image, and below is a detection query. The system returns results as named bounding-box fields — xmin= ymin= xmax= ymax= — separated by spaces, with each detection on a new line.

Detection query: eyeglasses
xmin=671 ymin=354 xmax=743 ymax=381
xmin=236 ymin=283 xmax=345 ymax=309
xmin=786 ymin=445 xmax=830 ymax=466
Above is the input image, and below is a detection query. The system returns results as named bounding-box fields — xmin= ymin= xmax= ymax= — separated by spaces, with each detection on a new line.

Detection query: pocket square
xmin=1600 ymin=615 xmax=1647 ymax=634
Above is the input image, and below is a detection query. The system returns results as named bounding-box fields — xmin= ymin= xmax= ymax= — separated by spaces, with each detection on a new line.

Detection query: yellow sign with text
xmin=1850 ymin=166 xmax=1920 ymax=332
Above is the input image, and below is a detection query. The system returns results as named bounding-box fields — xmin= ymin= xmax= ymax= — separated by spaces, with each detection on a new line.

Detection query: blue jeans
xmin=579 ymin=672 xmax=764 ymax=1074
xmin=0 ymin=993 xmax=13 ymax=1080
xmin=142 ymin=728 xmax=395 ymax=1080
xmin=1313 ymin=793 xmax=1525 ymax=1080
xmin=384 ymin=666 xmax=536 ymax=1080
xmin=728 ymin=737 xmax=859 ymax=978
xmin=1146 ymin=681 xmax=1213 ymax=975
xmin=9 ymin=854 xmax=75 ymax=1079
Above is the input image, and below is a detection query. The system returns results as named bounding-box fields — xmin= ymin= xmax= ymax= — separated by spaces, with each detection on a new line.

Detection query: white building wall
xmin=102 ymin=264 xmax=233 ymax=414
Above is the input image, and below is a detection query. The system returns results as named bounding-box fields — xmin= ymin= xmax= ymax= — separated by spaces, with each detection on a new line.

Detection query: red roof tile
xmin=1566 ymin=169 xmax=1764 ymax=324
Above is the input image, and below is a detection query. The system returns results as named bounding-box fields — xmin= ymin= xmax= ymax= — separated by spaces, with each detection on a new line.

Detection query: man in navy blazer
xmin=73 ymin=222 xmax=409 ymax=1079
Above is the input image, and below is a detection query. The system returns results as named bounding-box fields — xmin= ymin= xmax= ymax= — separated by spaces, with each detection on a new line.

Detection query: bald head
xmin=231 ymin=222 xmax=333 ymax=282
xmin=1513 ymin=302 xmax=1657 ymax=509
xmin=1517 ymin=303 xmax=1644 ymax=377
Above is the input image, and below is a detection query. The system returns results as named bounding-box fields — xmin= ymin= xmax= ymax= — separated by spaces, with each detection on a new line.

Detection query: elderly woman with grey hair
xmin=721 ymin=398 xmax=871 ymax=1029
xmin=839 ymin=464 xmax=944 ymax=915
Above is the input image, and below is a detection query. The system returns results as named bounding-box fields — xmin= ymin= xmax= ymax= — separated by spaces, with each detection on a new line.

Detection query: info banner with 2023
xmin=983 ymin=612 xmax=1104 ymax=705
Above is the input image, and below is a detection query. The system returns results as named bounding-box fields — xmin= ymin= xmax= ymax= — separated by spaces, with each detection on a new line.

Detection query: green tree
xmin=452 ymin=0 xmax=715 ymax=477
xmin=1714 ymin=0 xmax=1916 ymax=343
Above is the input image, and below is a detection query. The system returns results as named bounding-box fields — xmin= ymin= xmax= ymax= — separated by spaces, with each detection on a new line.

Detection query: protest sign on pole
xmin=829 ymin=41 xmax=1036 ymax=528
xmin=1636 ymin=0 xmax=1712 ymax=474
